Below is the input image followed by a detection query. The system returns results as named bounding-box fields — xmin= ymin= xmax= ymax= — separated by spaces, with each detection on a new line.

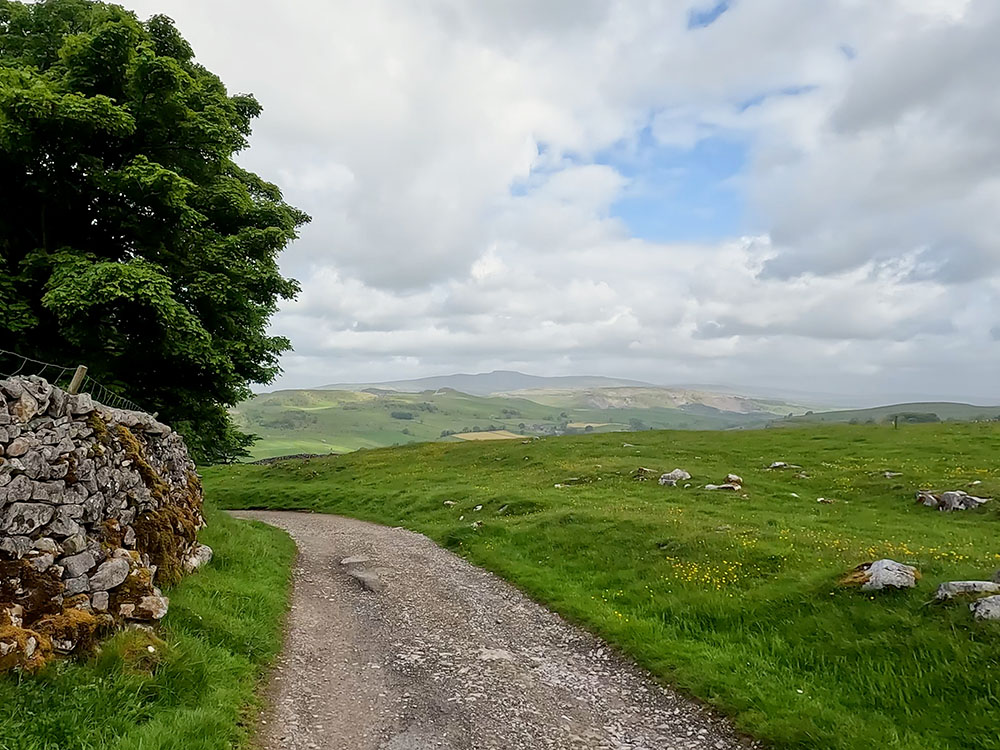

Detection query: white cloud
xmin=119 ymin=0 xmax=1000 ymax=400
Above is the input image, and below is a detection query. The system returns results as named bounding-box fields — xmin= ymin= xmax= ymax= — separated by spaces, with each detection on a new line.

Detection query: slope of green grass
xmin=234 ymin=388 xmax=782 ymax=459
xmin=0 ymin=503 xmax=295 ymax=750
xmin=204 ymin=422 xmax=1000 ymax=750
xmin=786 ymin=402 xmax=1000 ymax=425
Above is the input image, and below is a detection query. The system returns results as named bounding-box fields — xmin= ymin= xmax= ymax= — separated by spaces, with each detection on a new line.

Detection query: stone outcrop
xmin=916 ymin=489 xmax=990 ymax=511
xmin=0 ymin=375 xmax=209 ymax=672
xmin=658 ymin=468 xmax=691 ymax=486
xmin=841 ymin=559 xmax=920 ymax=591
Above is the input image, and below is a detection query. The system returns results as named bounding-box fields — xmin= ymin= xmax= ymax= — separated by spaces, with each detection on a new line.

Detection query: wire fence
xmin=0 ymin=348 xmax=147 ymax=413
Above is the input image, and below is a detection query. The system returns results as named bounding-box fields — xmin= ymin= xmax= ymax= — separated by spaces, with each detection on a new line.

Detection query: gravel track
xmin=231 ymin=510 xmax=763 ymax=750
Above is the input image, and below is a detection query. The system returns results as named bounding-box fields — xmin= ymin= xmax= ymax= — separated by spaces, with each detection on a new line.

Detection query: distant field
xmin=205 ymin=422 xmax=1000 ymax=750
xmin=785 ymin=402 xmax=1000 ymax=425
xmin=233 ymin=387 xmax=794 ymax=459
xmin=451 ymin=430 xmax=523 ymax=441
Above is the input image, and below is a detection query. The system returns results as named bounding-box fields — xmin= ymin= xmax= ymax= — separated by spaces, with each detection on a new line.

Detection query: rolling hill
xmin=783 ymin=402 xmax=1000 ymax=425
xmin=318 ymin=370 xmax=654 ymax=395
xmin=232 ymin=385 xmax=804 ymax=459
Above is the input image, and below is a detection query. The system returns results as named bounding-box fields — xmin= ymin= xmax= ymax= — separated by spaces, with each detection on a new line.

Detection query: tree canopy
xmin=0 ymin=0 xmax=308 ymax=462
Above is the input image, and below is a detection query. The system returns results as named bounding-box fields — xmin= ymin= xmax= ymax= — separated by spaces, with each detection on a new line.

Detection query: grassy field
xmin=785 ymin=402 xmax=1000 ymax=425
xmin=204 ymin=422 xmax=1000 ymax=750
xmin=234 ymin=387 xmax=790 ymax=459
xmin=0 ymin=504 xmax=295 ymax=750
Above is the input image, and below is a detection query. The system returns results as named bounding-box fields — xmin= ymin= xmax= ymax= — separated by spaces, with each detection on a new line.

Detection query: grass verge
xmin=0 ymin=502 xmax=295 ymax=750
xmin=203 ymin=422 xmax=1000 ymax=750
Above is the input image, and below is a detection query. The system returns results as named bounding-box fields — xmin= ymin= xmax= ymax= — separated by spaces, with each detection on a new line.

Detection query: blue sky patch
xmin=688 ymin=1 xmax=731 ymax=29
xmin=599 ymin=131 xmax=749 ymax=242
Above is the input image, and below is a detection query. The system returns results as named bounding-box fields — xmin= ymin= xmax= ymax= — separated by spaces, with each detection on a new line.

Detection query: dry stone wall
xmin=0 ymin=375 xmax=211 ymax=671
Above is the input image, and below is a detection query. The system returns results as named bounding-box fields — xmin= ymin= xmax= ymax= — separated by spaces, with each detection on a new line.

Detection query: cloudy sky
xmin=128 ymin=0 xmax=999 ymax=402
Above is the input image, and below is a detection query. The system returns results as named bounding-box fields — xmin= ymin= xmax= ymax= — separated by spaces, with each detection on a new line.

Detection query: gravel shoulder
xmin=231 ymin=510 xmax=763 ymax=750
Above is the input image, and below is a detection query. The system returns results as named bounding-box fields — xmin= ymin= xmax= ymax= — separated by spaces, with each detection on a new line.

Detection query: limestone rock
xmin=916 ymin=489 xmax=989 ymax=511
xmin=2 ymin=502 xmax=55 ymax=536
xmin=842 ymin=559 xmax=919 ymax=591
xmin=61 ymin=551 xmax=97 ymax=579
xmin=61 ymin=533 xmax=88 ymax=555
xmin=182 ymin=543 xmax=213 ymax=574
xmin=935 ymin=581 xmax=1000 ymax=601
xmin=0 ymin=536 xmax=32 ymax=558
xmin=970 ymin=595 xmax=1000 ymax=620
xmin=5 ymin=437 xmax=31 ymax=458
xmin=64 ymin=576 xmax=89 ymax=595
xmin=134 ymin=594 xmax=169 ymax=620
xmin=33 ymin=538 xmax=60 ymax=555
xmin=89 ymin=558 xmax=130 ymax=591
xmin=28 ymin=553 xmax=54 ymax=573
xmin=348 ymin=569 xmax=386 ymax=593
xmin=658 ymin=469 xmax=691 ymax=486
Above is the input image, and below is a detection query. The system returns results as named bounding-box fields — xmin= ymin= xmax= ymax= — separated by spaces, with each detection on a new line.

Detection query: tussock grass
xmin=0 ymin=504 xmax=295 ymax=750
xmin=204 ymin=422 xmax=1000 ymax=750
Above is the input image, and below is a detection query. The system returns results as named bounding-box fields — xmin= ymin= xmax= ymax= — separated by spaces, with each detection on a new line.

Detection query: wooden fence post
xmin=67 ymin=365 xmax=88 ymax=395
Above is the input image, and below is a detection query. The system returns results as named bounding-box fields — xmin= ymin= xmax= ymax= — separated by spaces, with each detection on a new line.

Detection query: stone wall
xmin=0 ymin=375 xmax=211 ymax=671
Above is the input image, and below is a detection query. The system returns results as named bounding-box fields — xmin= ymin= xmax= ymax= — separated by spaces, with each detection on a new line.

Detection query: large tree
xmin=0 ymin=0 xmax=307 ymax=462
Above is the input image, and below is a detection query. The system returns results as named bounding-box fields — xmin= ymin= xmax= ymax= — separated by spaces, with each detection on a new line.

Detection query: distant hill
xmin=783 ymin=402 xmax=1000 ymax=425
xmin=232 ymin=385 xmax=802 ymax=460
xmin=318 ymin=370 xmax=654 ymax=396
xmin=505 ymin=386 xmax=798 ymax=416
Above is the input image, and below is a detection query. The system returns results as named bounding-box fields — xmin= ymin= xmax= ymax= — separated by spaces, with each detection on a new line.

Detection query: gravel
xmin=231 ymin=510 xmax=763 ymax=750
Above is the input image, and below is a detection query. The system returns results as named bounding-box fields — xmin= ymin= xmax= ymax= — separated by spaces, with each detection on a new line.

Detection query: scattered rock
xmin=442 ymin=500 xmax=455 ymax=506
xmin=816 ymin=497 xmax=835 ymax=504
xmin=883 ymin=471 xmax=903 ymax=478
xmin=658 ymin=468 xmax=691 ymax=486
xmin=631 ymin=467 xmax=658 ymax=481
xmin=705 ymin=483 xmax=741 ymax=491
xmin=473 ymin=505 xmax=483 ymax=512
xmin=340 ymin=555 xmax=371 ymax=567
xmin=935 ymin=581 xmax=1000 ymax=601
xmin=182 ymin=543 xmax=213 ymax=574
xmin=725 ymin=473 xmax=743 ymax=485
xmin=970 ymin=596 xmax=1000 ymax=620
xmin=767 ymin=461 xmax=802 ymax=470
xmin=916 ymin=489 xmax=989 ymax=511
xmin=134 ymin=594 xmax=169 ymax=620
xmin=348 ymin=569 xmax=386 ymax=594
xmin=841 ymin=559 xmax=920 ymax=591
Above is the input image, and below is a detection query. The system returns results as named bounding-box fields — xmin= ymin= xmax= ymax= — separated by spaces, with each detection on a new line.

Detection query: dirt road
xmin=232 ymin=511 xmax=761 ymax=750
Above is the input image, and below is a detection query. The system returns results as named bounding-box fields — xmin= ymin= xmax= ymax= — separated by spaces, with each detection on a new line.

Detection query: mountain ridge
xmin=317 ymin=370 xmax=655 ymax=396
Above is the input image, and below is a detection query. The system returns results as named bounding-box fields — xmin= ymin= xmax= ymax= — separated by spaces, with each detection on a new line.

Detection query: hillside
xmin=507 ymin=386 xmax=798 ymax=414
xmin=204 ymin=421 xmax=1000 ymax=750
xmin=318 ymin=370 xmax=654 ymax=395
xmin=785 ymin=402 xmax=1000 ymax=425
xmin=233 ymin=386 xmax=802 ymax=459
